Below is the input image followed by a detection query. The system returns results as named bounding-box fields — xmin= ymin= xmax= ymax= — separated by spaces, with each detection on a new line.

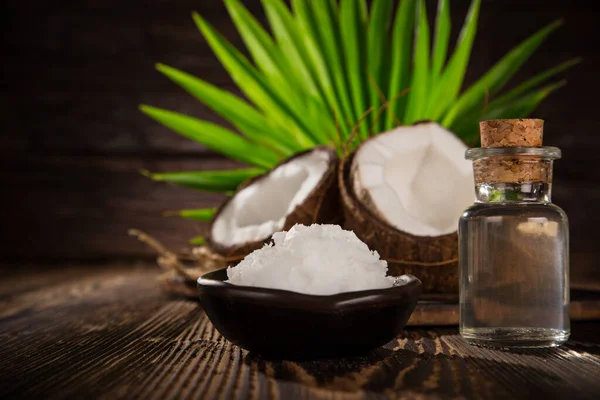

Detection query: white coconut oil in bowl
xmin=198 ymin=224 xmax=422 ymax=359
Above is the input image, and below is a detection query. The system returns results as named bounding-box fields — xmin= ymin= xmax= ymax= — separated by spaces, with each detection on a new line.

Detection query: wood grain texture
xmin=0 ymin=155 xmax=239 ymax=260
xmin=1 ymin=265 xmax=599 ymax=399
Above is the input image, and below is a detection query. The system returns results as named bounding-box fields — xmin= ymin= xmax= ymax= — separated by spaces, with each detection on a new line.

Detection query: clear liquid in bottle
xmin=459 ymin=183 xmax=570 ymax=348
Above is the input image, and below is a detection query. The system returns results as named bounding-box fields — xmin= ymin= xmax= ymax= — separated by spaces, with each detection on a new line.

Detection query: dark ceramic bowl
xmin=197 ymin=269 xmax=422 ymax=360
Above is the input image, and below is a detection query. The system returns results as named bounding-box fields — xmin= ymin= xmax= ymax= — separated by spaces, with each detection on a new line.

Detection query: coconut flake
xmin=225 ymin=224 xmax=394 ymax=295
xmin=211 ymin=149 xmax=332 ymax=248
xmin=352 ymin=122 xmax=474 ymax=237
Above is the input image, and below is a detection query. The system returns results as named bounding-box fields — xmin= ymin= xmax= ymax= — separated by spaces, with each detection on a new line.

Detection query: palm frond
xmin=385 ymin=0 xmax=416 ymax=129
xmin=141 ymin=0 xmax=573 ymax=203
xmin=143 ymin=168 xmax=263 ymax=192
xmin=193 ymin=12 xmax=318 ymax=147
xmin=293 ymin=0 xmax=350 ymax=139
xmin=404 ymin=0 xmax=431 ymax=124
xmin=443 ymin=20 xmax=563 ymax=127
xmin=452 ymin=80 xmax=568 ymax=143
xmin=140 ymin=105 xmax=279 ymax=169
xmin=366 ymin=0 xmax=394 ymax=133
xmin=156 ymin=63 xmax=297 ymax=156
xmin=431 ymin=0 xmax=451 ymax=88
xmin=491 ymin=58 xmax=580 ymax=105
xmin=340 ymin=0 xmax=369 ymax=137
xmin=426 ymin=0 xmax=481 ymax=120
xmin=311 ymin=0 xmax=356 ymax=133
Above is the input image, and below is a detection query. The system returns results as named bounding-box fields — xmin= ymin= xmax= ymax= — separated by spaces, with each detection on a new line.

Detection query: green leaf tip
xmin=139 ymin=169 xmax=156 ymax=179
xmin=139 ymin=104 xmax=152 ymax=113
xmin=191 ymin=11 xmax=202 ymax=22
xmin=550 ymin=18 xmax=564 ymax=28
xmin=172 ymin=208 xmax=217 ymax=221
xmin=545 ymin=79 xmax=567 ymax=91
xmin=192 ymin=11 xmax=209 ymax=31
xmin=189 ymin=236 xmax=206 ymax=246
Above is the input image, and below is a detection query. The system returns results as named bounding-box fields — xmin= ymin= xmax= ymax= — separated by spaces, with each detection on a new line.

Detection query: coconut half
xmin=208 ymin=146 xmax=342 ymax=260
xmin=341 ymin=122 xmax=474 ymax=293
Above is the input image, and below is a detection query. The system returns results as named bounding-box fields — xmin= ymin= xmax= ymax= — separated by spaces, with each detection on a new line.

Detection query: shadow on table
xmin=242 ymin=345 xmax=598 ymax=399
xmin=243 ymin=348 xmax=505 ymax=398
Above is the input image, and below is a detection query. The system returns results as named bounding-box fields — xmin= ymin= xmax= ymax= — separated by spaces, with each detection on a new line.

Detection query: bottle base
xmin=460 ymin=327 xmax=569 ymax=349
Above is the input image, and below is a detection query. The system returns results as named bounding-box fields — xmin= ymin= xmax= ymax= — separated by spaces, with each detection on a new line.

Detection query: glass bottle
xmin=459 ymin=119 xmax=569 ymax=348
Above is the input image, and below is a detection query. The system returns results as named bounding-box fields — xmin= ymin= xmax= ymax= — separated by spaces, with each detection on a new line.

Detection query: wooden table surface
xmin=1 ymin=265 xmax=599 ymax=400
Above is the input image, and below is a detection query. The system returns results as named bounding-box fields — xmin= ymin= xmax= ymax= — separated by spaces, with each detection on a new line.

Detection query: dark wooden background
xmin=1 ymin=0 xmax=598 ymax=286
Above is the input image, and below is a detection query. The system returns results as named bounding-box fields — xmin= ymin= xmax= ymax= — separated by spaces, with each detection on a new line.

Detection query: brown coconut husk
xmin=207 ymin=146 xmax=344 ymax=261
xmin=339 ymin=151 xmax=459 ymax=293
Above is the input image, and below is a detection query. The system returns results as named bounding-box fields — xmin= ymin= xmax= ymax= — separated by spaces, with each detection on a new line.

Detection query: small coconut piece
xmin=341 ymin=122 xmax=474 ymax=293
xmin=208 ymin=146 xmax=342 ymax=260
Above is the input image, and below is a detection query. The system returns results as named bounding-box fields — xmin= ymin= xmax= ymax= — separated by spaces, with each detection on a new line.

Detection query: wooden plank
xmin=0 ymin=155 xmax=236 ymax=260
xmin=1 ymin=266 xmax=600 ymax=400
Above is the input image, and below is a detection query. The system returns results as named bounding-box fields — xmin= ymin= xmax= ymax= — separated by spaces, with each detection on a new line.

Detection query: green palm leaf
xmin=224 ymin=0 xmax=286 ymax=79
xmin=443 ymin=20 xmax=562 ymax=127
xmin=310 ymin=0 xmax=356 ymax=135
xmin=449 ymin=59 xmax=578 ymax=142
xmin=225 ymin=0 xmax=332 ymax=144
xmin=140 ymin=0 xmax=574 ymax=225
xmin=491 ymin=58 xmax=580 ymax=105
xmin=340 ymin=0 xmax=368 ymax=137
xmin=262 ymin=0 xmax=321 ymax=98
xmin=385 ymin=0 xmax=416 ymax=129
xmin=366 ymin=0 xmax=394 ymax=133
xmin=292 ymin=0 xmax=350 ymax=138
xmin=404 ymin=0 xmax=431 ymax=124
xmin=487 ymin=80 xmax=566 ymax=120
xmin=261 ymin=0 xmax=339 ymax=145
xmin=140 ymin=105 xmax=279 ymax=168
xmin=193 ymin=12 xmax=318 ymax=147
xmin=430 ymin=0 xmax=451 ymax=88
xmin=143 ymin=168 xmax=262 ymax=192
xmin=452 ymin=81 xmax=567 ymax=143
xmin=156 ymin=63 xmax=297 ymax=156
xmin=426 ymin=0 xmax=481 ymax=120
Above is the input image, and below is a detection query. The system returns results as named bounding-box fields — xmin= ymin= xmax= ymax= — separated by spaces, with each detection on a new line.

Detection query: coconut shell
xmin=208 ymin=146 xmax=343 ymax=261
xmin=340 ymin=152 xmax=459 ymax=293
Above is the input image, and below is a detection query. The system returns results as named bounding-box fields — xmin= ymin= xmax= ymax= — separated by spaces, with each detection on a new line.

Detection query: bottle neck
xmin=475 ymin=182 xmax=552 ymax=203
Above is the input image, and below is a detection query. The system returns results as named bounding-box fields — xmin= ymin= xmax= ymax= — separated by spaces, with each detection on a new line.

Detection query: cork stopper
xmin=473 ymin=119 xmax=551 ymax=184
xmin=480 ymin=119 xmax=544 ymax=148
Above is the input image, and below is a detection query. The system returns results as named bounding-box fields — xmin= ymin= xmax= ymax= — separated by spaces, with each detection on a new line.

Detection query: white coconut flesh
xmin=352 ymin=122 xmax=474 ymax=237
xmin=211 ymin=148 xmax=333 ymax=248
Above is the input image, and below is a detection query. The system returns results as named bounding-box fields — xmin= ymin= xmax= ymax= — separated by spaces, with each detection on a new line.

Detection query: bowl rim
xmin=197 ymin=268 xmax=422 ymax=311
